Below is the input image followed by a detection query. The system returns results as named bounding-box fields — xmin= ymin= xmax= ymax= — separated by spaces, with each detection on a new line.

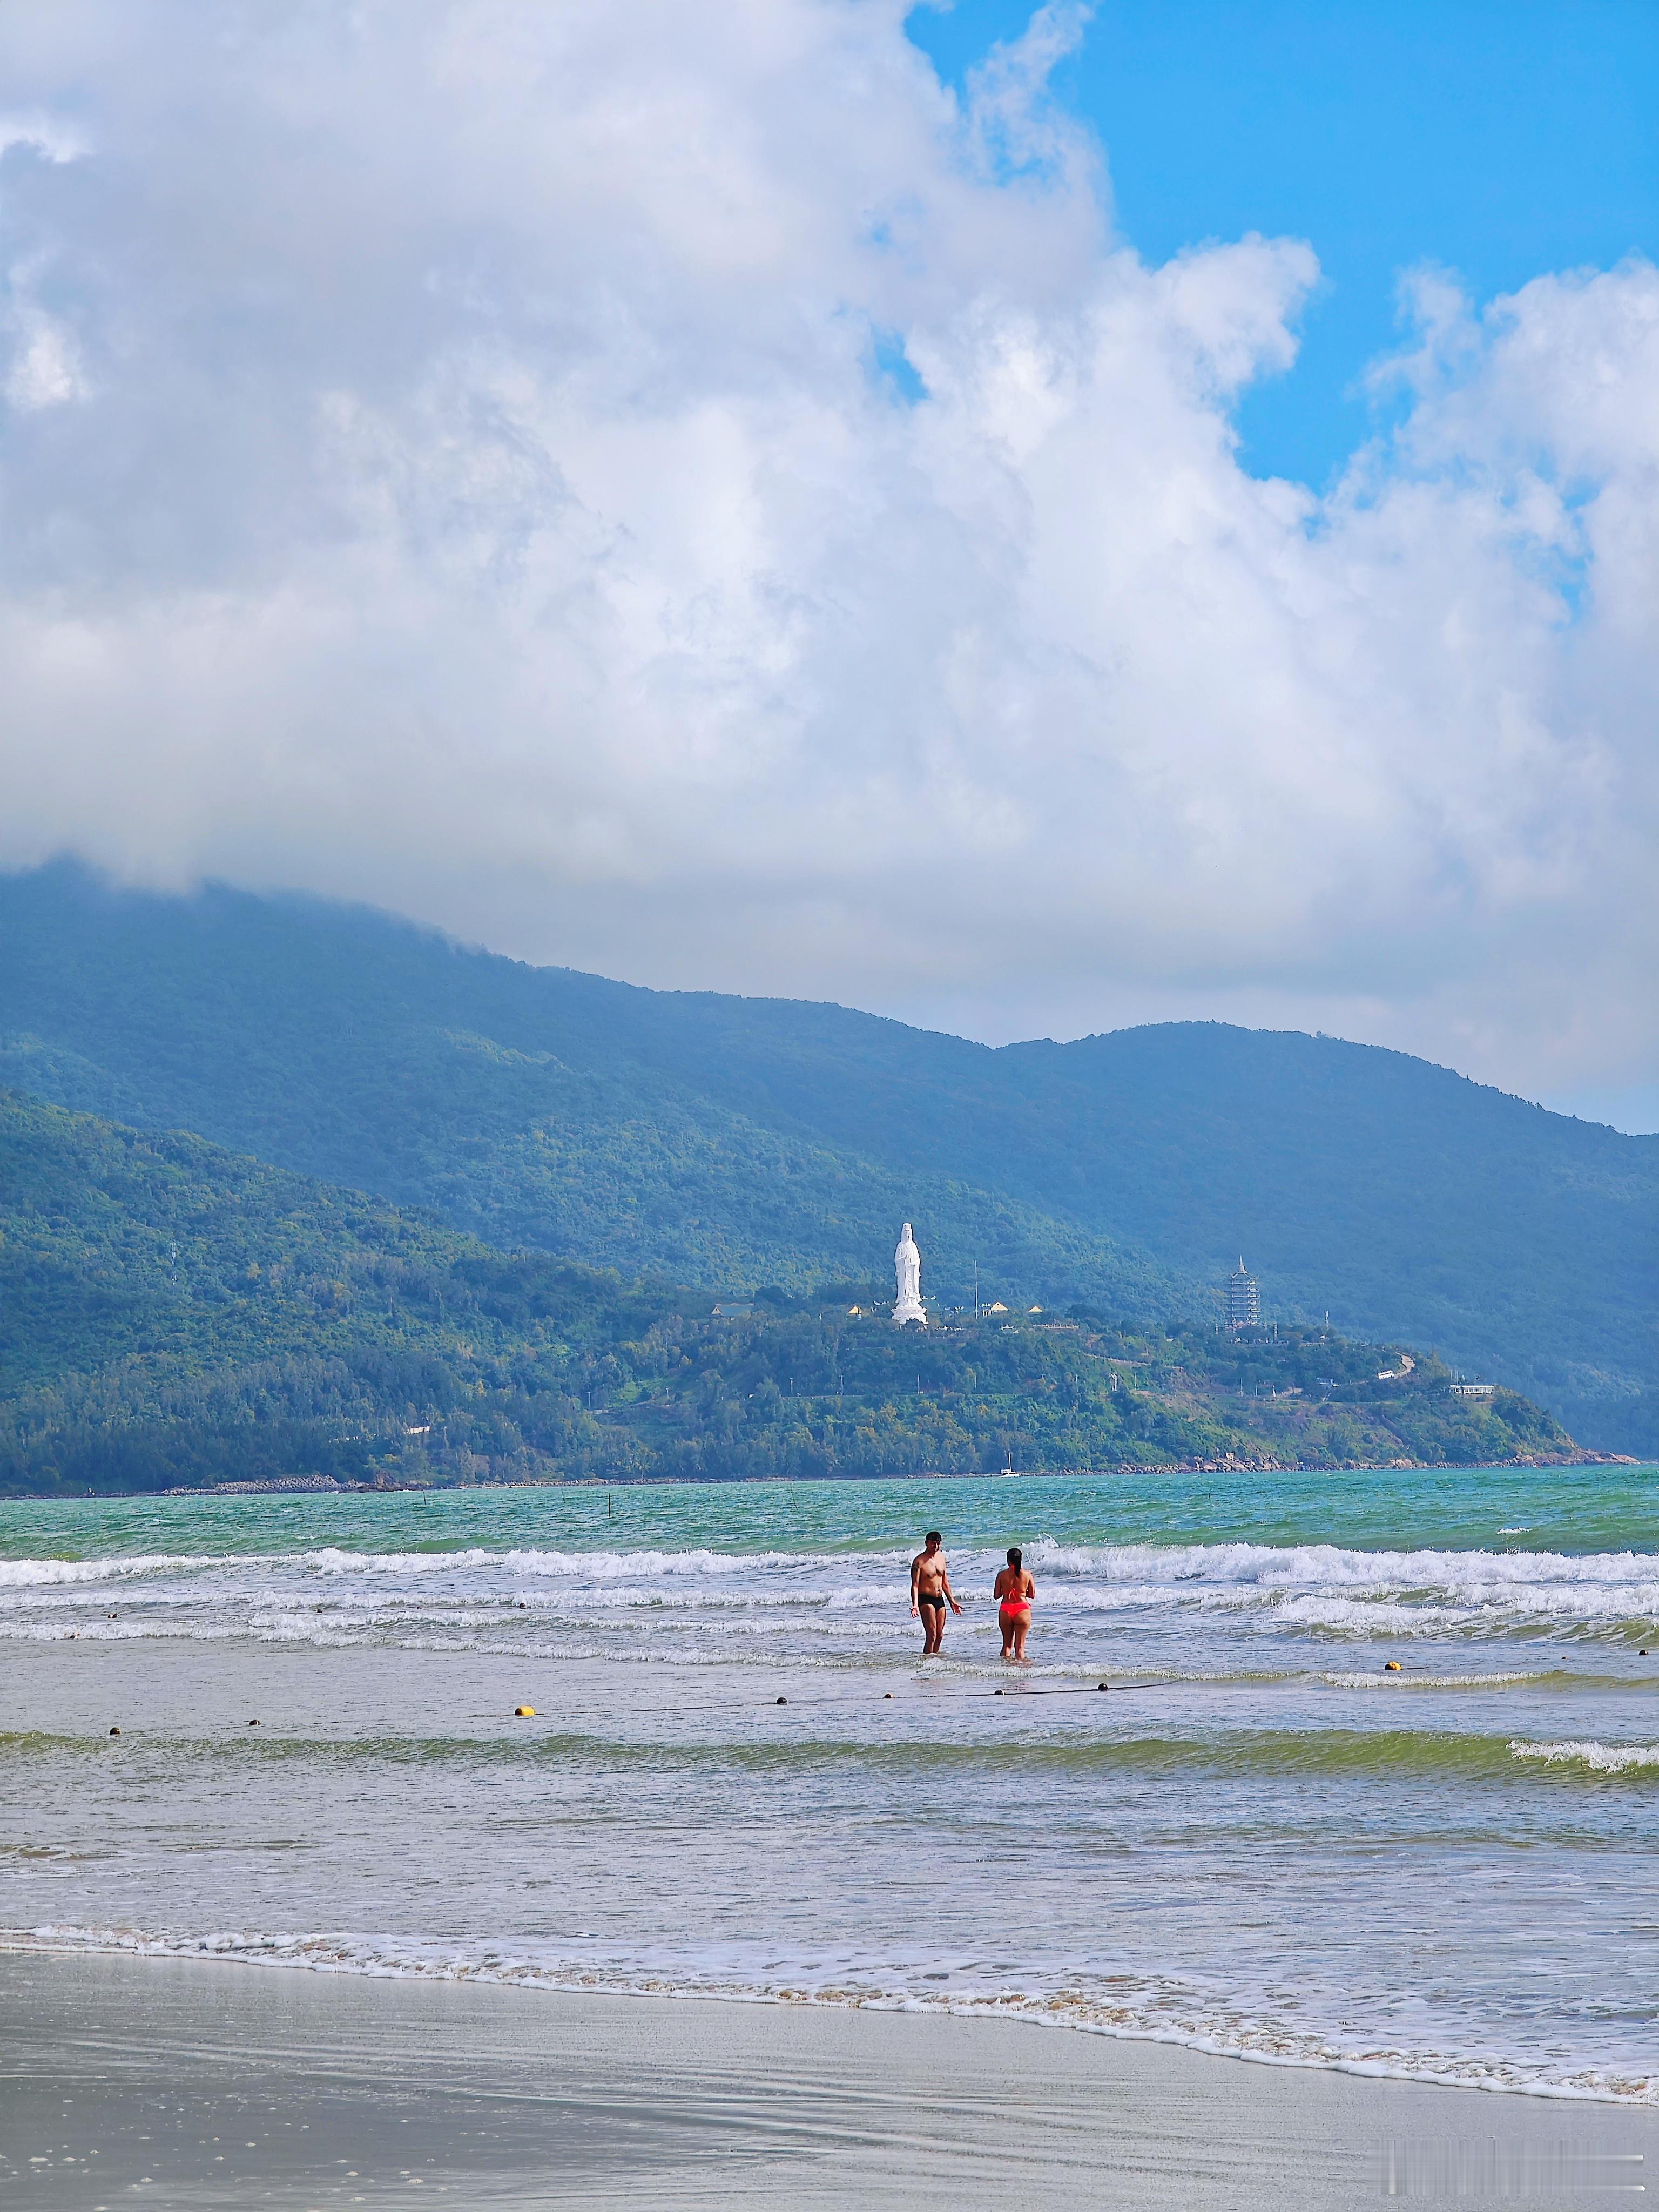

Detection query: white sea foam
xmin=6 ymin=1533 xmax=1657 ymax=1605
xmin=1324 ymin=1670 xmax=1536 ymax=1689
xmin=9 ymin=1923 xmax=1652 ymax=2108
xmin=0 ymin=1552 xmax=206 ymax=1586
xmin=304 ymin=1545 xmax=872 ymax=1580
xmin=1027 ymin=1537 xmax=1659 ymax=1629
xmin=5 ymin=1536 xmax=1657 ymax=1657
xmin=1509 ymin=1740 xmax=1659 ymax=1773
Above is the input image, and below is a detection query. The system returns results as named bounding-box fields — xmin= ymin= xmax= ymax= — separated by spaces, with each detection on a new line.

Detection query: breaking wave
xmin=1508 ymin=1740 xmax=1659 ymax=1775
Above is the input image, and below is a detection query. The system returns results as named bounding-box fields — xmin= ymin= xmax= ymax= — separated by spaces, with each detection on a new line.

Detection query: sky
xmin=0 ymin=1 xmax=1655 ymax=1128
xmin=911 ymin=0 xmax=1659 ymax=489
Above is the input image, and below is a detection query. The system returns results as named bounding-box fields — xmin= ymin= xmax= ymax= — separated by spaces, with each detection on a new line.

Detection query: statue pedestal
xmin=892 ymin=1295 xmax=927 ymax=1328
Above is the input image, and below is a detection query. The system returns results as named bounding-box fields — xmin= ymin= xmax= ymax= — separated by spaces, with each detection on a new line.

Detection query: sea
xmin=3 ymin=1464 xmax=1656 ymax=2103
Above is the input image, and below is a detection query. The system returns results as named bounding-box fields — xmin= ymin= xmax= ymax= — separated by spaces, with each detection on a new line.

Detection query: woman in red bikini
xmin=994 ymin=1546 xmax=1035 ymax=1662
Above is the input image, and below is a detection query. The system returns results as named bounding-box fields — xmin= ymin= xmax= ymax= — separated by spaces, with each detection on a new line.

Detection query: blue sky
xmin=909 ymin=0 xmax=1659 ymax=488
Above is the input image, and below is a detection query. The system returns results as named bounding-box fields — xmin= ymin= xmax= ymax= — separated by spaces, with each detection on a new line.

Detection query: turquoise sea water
xmin=2 ymin=1465 xmax=1656 ymax=2099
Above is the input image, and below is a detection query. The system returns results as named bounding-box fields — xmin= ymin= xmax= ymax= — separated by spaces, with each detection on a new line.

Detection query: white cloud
xmin=0 ymin=112 xmax=86 ymax=165
xmin=0 ymin=0 xmax=1653 ymax=1097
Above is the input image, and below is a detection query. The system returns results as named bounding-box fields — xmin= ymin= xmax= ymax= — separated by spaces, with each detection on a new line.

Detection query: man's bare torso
xmin=913 ymin=1550 xmax=949 ymax=1597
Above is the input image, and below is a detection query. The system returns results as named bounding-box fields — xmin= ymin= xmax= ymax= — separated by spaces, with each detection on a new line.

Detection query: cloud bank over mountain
xmin=0 ymin=1 xmax=1653 ymax=1100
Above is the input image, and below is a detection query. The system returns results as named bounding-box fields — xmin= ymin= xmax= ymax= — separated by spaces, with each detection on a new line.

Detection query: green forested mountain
xmin=0 ymin=870 xmax=1188 ymax=1329
xmin=0 ymin=1092 xmax=1586 ymax=1496
xmin=2 ymin=862 xmax=1654 ymax=1454
xmin=0 ymin=1090 xmax=655 ymax=1493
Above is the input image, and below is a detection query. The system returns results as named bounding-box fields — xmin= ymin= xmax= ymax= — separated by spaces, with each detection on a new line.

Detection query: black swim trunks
xmin=917 ymin=1591 xmax=947 ymax=1611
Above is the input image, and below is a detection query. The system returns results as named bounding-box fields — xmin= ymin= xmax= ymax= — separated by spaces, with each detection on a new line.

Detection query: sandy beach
xmin=2 ymin=1948 xmax=1653 ymax=2210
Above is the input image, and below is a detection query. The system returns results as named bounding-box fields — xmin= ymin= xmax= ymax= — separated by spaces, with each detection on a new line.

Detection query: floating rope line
xmin=486 ymin=1680 xmax=1189 ymax=1722
xmin=99 ymin=1681 xmax=1192 ymax=1741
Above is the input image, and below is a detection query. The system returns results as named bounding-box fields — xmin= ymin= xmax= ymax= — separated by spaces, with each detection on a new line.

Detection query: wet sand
xmin=2 ymin=1949 xmax=1654 ymax=2209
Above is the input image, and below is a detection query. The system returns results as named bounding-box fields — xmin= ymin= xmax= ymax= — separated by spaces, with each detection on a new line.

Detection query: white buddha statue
xmin=892 ymin=1222 xmax=926 ymax=1327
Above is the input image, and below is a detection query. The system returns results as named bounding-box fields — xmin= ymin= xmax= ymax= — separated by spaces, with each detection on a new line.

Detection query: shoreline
xmin=6 ymin=1930 xmax=1654 ymax=2114
xmin=0 ymin=1446 xmax=1639 ymax=1503
xmin=4 ymin=1946 xmax=1655 ymax=2210
xmin=104 ymin=1447 xmax=1654 ymax=1498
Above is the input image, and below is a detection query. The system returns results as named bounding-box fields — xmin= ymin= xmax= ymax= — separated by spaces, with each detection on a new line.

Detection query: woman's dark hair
xmin=1007 ymin=1547 xmax=1022 ymax=1568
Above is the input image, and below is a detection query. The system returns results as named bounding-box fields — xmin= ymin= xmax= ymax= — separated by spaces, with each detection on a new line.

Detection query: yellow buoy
xmin=514 ymin=1704 xmax=536 ymax=1717
xmin=1383 ymin=1661 xmax=1402 ymax=1672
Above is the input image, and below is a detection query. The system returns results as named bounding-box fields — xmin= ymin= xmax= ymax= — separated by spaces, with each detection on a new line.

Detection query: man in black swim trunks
xmin=909 ymin=1531 xmax=962 ymax=1656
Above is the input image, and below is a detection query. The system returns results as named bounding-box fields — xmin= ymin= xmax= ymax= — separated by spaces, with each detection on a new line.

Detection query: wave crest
xmin=1508 ymin=1740 xmax=1659 ymax=1775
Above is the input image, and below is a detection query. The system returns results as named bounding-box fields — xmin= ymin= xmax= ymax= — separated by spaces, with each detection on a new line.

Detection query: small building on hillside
xmin=1226 ymin=1260 xmax=1260 ymax=1331
xmin=711 ymin=1301 xmax=754 ymax=1320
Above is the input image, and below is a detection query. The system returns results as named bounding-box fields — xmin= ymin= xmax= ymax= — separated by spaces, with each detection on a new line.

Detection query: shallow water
xmin=3 ymin=1466 xmax=1657 ymax=2100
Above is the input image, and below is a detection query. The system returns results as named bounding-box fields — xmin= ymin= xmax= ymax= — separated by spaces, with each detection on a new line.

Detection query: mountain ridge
xmin=2 ymin=860 xmax=1653 ymax=1454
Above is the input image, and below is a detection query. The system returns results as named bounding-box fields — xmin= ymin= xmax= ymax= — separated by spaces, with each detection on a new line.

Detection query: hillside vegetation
xmin=2 ymin=862 xmax=1654 ymax=1454
xmin=0 ymin=1092 xmax=1590 ymax=1496
xmin=0 ymin=871 xmax=1189 ymax=1329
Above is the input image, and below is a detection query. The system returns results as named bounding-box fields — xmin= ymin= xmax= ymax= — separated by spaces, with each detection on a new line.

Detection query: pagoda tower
xmin=1226 ymin=1259 xmax=1260 ymax=1330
